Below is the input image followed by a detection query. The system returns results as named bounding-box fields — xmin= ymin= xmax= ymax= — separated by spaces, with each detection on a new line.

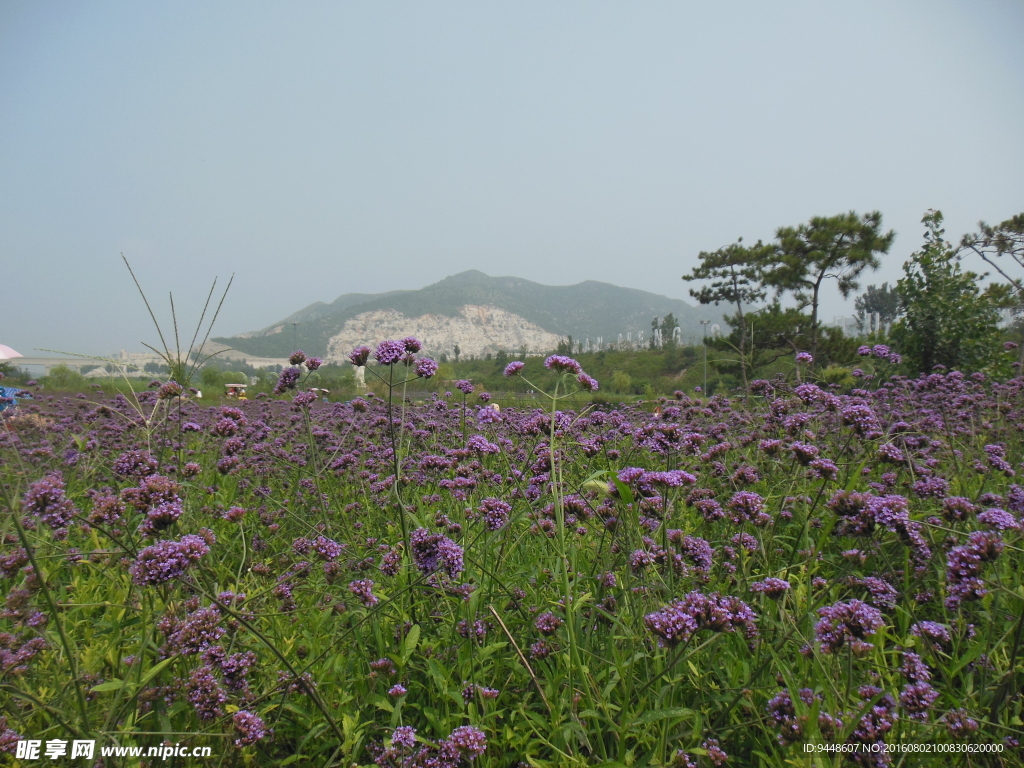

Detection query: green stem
xmin=9 ymin=510 xmax=90 ymax=731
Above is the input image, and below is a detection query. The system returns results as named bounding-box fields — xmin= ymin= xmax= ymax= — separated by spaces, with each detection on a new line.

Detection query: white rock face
xmin=326 ymin=305 xmax=562 ymax=360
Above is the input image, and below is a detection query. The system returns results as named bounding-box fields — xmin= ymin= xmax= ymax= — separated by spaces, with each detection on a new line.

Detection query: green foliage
xmin=960 ymin=212 xmax=1024 ymax=297
xmin=143 ymin=361 xmax=170 ymax=374
xmin=816 ymin=364 xmax=855 ymax=391
xmin=683 ymin=239 xmax=771 ymax=311
xmin=683 ymin=238 xmax=774 ymax=388
xmin=439 ymin=346 xmax=702 ymax=400
xmin=610 ymin=370 xmax=632 ymax=394
xmin=200 ymin=367 xmax=228 ymax=390
xmin=712 ymin=302 xmax=807 ymax=379
xmin=41 ymin=364 xmax=87 ymax=391
xmin=766 ymin=211 xmax=894 ymax=357
xmin=0 ymin=361 xmax=29 ymax=383
xmin=650 ymin=313 xmax=680 ymax=349
xmin=854 ymin=282 xmax=901 ymax=332
xmin=891 ymin=211 xmax=1004 ymax=374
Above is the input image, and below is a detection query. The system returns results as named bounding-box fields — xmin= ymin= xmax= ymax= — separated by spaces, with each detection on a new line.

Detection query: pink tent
xmin=0 ymin=344 xmax=23 ymax=361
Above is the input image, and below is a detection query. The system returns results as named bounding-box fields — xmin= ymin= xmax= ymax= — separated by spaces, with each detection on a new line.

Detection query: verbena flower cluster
xmin=644 ymin=592 xmax=757 ymax=647
xmin=130 ymin=534 xmax=211 ymax=585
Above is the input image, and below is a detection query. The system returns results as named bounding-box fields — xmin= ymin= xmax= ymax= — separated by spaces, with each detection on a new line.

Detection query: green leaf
xmin=90 ymin=679 xmax=125 ymax=692
xmin=632 ymin=707 xmax=694 ymax=725
xmin=610 ymin=477 xmax=634 ymax=505
xmin=475 ymin=642 xmax=507 ymax=661
xmin=137 ymin=656 xmax=177 ymax=688
xmin=401 ymin=624 xmax=421 ymax=665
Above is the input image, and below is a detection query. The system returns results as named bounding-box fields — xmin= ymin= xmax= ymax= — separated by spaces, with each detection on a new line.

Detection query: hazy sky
xmin=2 ymin=1 xmax=1022 ymax=356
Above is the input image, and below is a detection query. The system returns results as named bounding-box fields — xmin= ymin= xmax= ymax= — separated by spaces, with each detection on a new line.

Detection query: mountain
xmin=214 ymin=270 xmax=725 ymax=360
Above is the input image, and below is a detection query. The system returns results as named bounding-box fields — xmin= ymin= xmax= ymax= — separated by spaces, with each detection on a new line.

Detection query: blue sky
xmin=2 ymin=1 xmax=1022 ymax=355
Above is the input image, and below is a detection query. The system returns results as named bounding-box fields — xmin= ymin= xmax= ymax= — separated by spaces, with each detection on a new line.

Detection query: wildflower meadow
xmin=3 ymin=340 xmax=1024 ymax=767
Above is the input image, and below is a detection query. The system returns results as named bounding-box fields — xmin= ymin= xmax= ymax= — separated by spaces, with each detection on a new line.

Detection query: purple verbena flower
xmin=941 ymin=496 xmax=977 ymax=521
xmin=410 ymin=528 xmax=464 ymax=579
xmin=726 ymin=491 xmax=770 ymax=526
xmin=113 ymin=449 xmax=159 ymax=477
xmin=158 ymin=380 xmax=183 ymax=400
xmin=534 ymin=611 xmax=563 ymax=635
xmin=910 ymin=621 xmax=951 ymax=648
xmin=860 ymin=577 xmax=899 ymax=610
xmin=945 ymin=530 xmax=1003 ymax=609
xmin=766 ymin=688 xmax=833 ymax=745
xmin=913 ymin=476 xmax=950 ymax=499
xmin=186 ymin=665 xmax=227 ymax=721
xmin=479 ymin=498 xmax=511 ymax=530
xmin=900 ymin=651 xmax=931 ymax=683
xmin=292 ymin=390 xmax=318 ymax=409
xmin=349 ymin=579 xmax=379 ymax=608
xmin=876 ymin=443 xmax=905 ymax=464
xmin=370 ymin=658 xmax=397 ymax=675
xmin=977 ymin=508 xmax=1020 ymax=531
xmin=544 ymin=355 xmax=582 ymax=375
xmin=447 ymin=725 xmax=487 ymax=758
xmin=273 ymin=367 xmax=301 ymax=394
xmin=751 ymin=578 xmax=791 ymax=599
xmin=232 ymin=710 xmax=270 ymax=747
xmin=701 ymin=738 xmax=728 ymax=766
xmin=644 ymin=592 xmax=757 ymax=647
xmin=130 ymin=534 xmax=210 ymax=585
xmin=942 ymin=709 xmax=979 ymax=738
xmin=0 ymin=549 xmax=29 ymax=579
xmin=391 ymin=725 xmax=417 ymax=749
xmin=22 ymin=473 xmax=76 ymax=532
xmin=467 ymin=434 xmax=500 ymax=454
xmin=138 ymin=499 xmax=184 ymax=536
xmin=790 ymin=442 xmax=819 ymax=465
xmin=348 ymin=346 xmax=371 ymax=366
xmin=643 ymin=470 xmax=697 ymax=488
xmin=375 ymin=340 xmax=405 ymax=365
xmin=477 ymin=405 xmax=502 ymax=424
xmin=814 ymin=600 xmax=884 ymax=654
xmin=415 ymin=357 xmax=438 ymax=378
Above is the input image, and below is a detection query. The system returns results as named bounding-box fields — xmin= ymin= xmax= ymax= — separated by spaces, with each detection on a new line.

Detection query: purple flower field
xmin=2 ymin=350 xmax=1024 ymax=766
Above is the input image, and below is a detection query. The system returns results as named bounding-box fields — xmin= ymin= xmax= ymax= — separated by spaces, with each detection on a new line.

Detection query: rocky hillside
xmin=216 ymin=270 xmax=721 ymax=359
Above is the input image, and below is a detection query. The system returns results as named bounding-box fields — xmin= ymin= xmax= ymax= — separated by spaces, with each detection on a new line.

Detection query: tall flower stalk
xmin=346 ymin=340 xmax=438 ymax=550
xmin=504 ymin=356 xmax=599 ymax=711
